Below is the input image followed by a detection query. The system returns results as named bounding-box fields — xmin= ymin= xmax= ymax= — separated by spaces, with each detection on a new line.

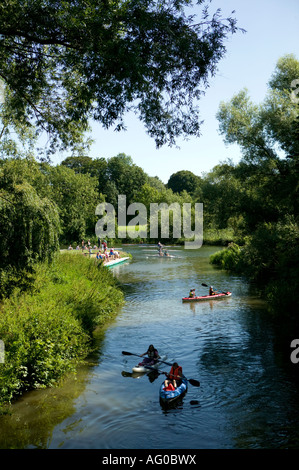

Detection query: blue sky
xmin=54 ymin=0 xmax=299 ymax=183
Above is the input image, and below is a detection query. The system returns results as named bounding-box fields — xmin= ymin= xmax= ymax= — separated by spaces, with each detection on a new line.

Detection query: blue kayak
xmin=159 ymin=377 xmax=188 ymax=406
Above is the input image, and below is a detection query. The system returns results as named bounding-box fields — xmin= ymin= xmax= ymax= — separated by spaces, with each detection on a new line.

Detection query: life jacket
xmin=164 ymin=383 xmax=175 ymax=391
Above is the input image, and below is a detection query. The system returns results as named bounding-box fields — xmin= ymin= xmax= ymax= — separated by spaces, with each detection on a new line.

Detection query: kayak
xmin=159 ymin=377 xmax=188 ymax=406
xmin=132 ymin=356 xmax=166 ymax=374
xmin=182 ymin=291 xmax=231 ymax=302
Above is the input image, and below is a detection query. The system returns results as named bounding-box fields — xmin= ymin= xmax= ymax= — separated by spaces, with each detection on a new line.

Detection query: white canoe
xmin=104 ymin=257 xmax=130 ymax=268
xmin=132 ymin=356 xmax=166 ymax=374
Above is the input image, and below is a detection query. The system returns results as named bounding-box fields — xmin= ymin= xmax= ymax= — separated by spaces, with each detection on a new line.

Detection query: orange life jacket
xmin=169 ymin=365 xmax=182 ymax=380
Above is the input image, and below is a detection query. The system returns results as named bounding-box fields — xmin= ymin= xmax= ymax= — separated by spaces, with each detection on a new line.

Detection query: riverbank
xmin=91 ymin=227 xmax=236 ymax=248
xmin=0 ymin=251 xmax=125 ymax=412
xmin=1 ymin=246 xmax=298 ymax=449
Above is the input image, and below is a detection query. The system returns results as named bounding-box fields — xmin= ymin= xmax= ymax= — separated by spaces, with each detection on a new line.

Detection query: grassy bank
xmin=0 ymin=252 xmax=125 ymax=411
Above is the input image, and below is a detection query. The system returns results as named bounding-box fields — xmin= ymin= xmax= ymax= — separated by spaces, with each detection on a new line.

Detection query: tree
xmin=0 ymin=79 xmax=37 ymax=159
xmin=46 ymin=164 xmax=101 ymax=242
xmin=197 ymin=163 xmax=242 ymax=229
xmin=217 ymin=54 xmax=299 ymax=163
xmin=0 ymin=0 xmax=241 ymax=154
xmin=106 ymin=153 xmax=148 ymax=207
xmin=147 ymin=176 xmax=166 ymax=191
xmin=0 ymin=159 xmax=60 ymax=296
xmin=61 ymin=153 xmax=148 ymax=209
xmin=213 ymin=55 xmax=299 ymax=314
xmin=216 ymin=55 xmax=299 ymax=227
xmin=61 ymin=155 xmax=108 ymax=198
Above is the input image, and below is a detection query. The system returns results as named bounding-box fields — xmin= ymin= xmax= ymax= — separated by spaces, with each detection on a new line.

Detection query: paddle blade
xmin=201 ymin=283 xmax=208 ymax=287
xmin=122 ymin=351 xmax=132 ymax=355
xmin=188 ymin=378 xmax=200 ymax=387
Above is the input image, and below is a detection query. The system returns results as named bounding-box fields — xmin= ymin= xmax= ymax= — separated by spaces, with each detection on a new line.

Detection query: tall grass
xmin=0 ymin=252 xmax=124 ymax=411
xmin=210 ymin=243 xmax=243 ymax=271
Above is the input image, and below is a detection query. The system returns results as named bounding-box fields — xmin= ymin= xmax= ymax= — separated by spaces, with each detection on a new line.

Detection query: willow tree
xmin=0 ymin=0 xmax=241 ymax=155
xmin=0 ymin=160 xmax=60 ymax=297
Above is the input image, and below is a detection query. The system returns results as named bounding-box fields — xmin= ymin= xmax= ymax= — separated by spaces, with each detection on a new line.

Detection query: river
xmin=0 ymin=245 xmax=298 ymax=449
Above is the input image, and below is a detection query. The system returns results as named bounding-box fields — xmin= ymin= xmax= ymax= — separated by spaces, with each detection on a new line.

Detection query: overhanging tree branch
xmin=0 ymin=0 xmax=242 ymax=153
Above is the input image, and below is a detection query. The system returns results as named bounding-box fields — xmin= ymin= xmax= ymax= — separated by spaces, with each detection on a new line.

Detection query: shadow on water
xmin=121 ymin=370 xmax=160 ymax=383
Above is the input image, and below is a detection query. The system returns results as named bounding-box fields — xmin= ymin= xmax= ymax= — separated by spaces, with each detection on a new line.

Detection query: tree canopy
xmin=0 ymin=0 xmax=240 ymax=155
xmin=211 ymin=54 xmax=299 ymax=314
xmin=216 ymin=54 xmax=299 ymax=227
xmin=167 ymin=169 xmax=201 ymax=194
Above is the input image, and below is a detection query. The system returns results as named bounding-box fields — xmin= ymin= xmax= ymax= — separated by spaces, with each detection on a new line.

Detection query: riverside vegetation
xmin=0 ymin=252 xmax=125 ymax=412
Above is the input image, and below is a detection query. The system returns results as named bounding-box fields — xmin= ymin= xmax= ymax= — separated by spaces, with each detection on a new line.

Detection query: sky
xmin=53 ymin=0 xmax=299 ymax=183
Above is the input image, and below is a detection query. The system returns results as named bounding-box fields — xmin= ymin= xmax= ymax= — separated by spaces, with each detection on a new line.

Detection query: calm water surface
xmin=0 ymin=246 xmax=298 ymax=449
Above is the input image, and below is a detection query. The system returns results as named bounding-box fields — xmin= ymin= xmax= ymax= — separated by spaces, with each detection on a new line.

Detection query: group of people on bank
xmin=68 ymin=238 xmax=120 ymax=264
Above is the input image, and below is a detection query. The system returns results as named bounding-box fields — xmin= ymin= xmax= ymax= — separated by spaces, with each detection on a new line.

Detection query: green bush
xmin=210 ymin=243 xmax=243 ymax=271
xmin=210 ymin=218 xmax=299 ymax=317
xmin=0 ymin=252 xmax=124 ymax=410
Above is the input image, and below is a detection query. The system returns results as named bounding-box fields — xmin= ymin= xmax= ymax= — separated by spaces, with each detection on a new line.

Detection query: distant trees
xmin=167 ymin=170 xmax=202 ymax=195
xmin=61 ymin=153 xmax=148 ymax=209
xmin=45 ymin=164 xmax=100 ymax=243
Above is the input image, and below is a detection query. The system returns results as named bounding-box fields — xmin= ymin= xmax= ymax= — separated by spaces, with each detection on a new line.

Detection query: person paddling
xmin=164 ymin=362 xmax=183 ymax=389
xmin=139 ymin=345 xmax=160 ymax=366
xmin=209 ymin=286 xmax=218 ymax=296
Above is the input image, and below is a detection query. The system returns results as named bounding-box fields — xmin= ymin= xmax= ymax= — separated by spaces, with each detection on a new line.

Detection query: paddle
xmin=144 ymin=365 xmax=200 ymax=387
xmin=121 ymin=350 xmax=173 ymax=367
xmin=201 ymin=283 xmax=229 ymax=295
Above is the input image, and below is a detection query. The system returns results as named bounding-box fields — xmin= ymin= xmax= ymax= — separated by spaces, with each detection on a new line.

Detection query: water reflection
xmin=121 ymin=370 xmax=160 ymax=383
xmin=0 ymin=245 xmax=298 ymax=449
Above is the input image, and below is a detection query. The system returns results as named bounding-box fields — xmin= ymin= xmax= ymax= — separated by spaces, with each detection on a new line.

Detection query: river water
xmin=0 ymin=245 xmax=298 ymax=449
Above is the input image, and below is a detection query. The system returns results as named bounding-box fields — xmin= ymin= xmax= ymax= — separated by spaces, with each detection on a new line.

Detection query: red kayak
xmin=182 ymin=292 xmax=231 ymax=302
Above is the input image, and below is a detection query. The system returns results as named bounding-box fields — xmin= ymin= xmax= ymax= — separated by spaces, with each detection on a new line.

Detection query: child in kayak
xmin=139 ymin=345 xmax=160 ymax=366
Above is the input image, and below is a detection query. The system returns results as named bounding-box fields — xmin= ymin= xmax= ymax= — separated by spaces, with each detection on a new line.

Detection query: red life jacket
xmin=169 ymin=365 xmax=182 ymax=380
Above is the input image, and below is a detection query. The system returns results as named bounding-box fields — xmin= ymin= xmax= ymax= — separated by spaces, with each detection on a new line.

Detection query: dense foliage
xmin=167 ymin=170 xmax=202 ymax=195
xmin=0 ymin=252 xmax=124 ymax=410
xmin=209 ymin=54 xmax=299 ymax=317
xmin=0 ymin=43 xmax=298 ymax=407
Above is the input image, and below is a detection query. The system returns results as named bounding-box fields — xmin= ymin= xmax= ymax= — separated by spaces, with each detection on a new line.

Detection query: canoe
xmin=132 ymin=356 xmax=166 ymax=374
xmin=182 ymin=291 xmax=231 ymax=302
xmin=159 ymin=377 xmax=188 ymax=406
xmin=104 ymin=257 xmax=130 ymax=268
